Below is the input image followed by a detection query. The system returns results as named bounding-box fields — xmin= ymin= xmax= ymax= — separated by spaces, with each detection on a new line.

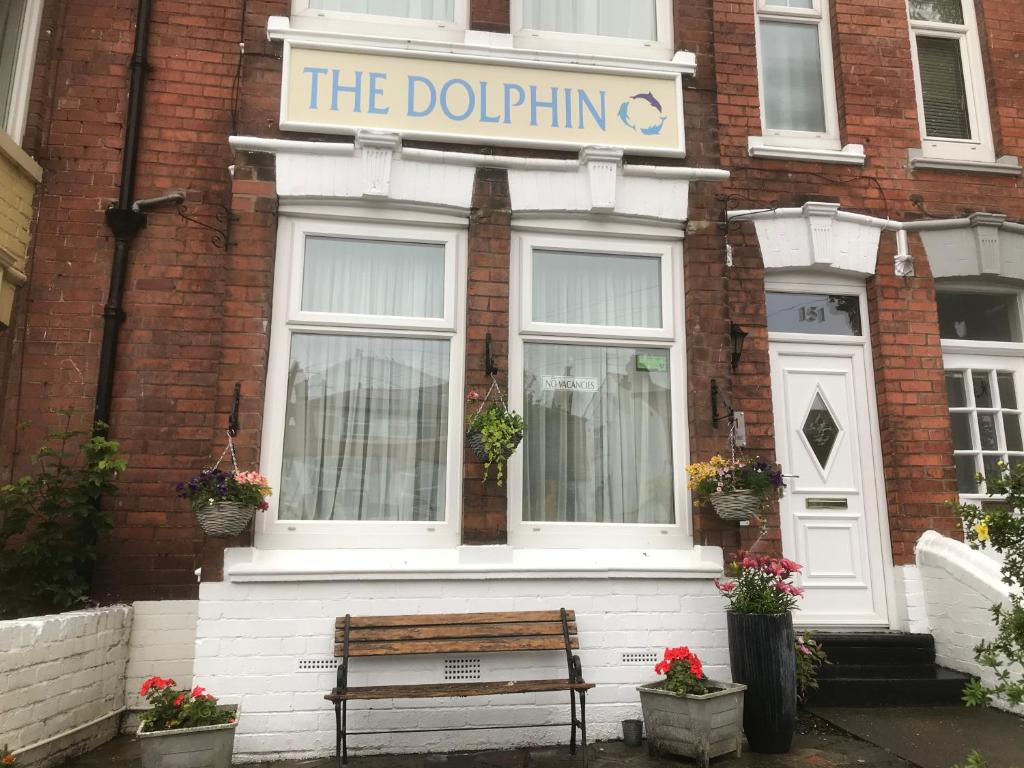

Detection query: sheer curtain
xmin=760 ymin=21 xmax=826 ymax=132
xmin=308 ymin=0 xmax=455 ymax=21
xmin=303 ymin=237 xmax=445 ymax=319
xmin=280 ymin=334 xmax=450 ymax=521
xmin=533 ymin=250 xmax=661 ymax=328
xmin=522 ymin=0 xmax=657 ymax=41
xmin=523 ymin=344 xmax=674 ymax=524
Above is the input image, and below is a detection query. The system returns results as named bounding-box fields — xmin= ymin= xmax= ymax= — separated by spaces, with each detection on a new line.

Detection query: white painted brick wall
xmin=0 ymin=606 xmax=132 ymax=767
xmin=194 ymin=577 xmax=727 ymax=762
xmin=916 ymin=531 xmax=1022 ymax=715
xmin=123 ymin=600 xmax=199 ymax=722
xmin=894 ymin=564 xmax=930 ymax=634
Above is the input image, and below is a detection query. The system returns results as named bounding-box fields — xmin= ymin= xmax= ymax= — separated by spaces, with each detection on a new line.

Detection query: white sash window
xmin=0 ymin=0 xmax=42 ymax=143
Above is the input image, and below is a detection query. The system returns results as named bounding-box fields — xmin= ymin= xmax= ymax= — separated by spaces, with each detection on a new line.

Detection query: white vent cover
xmin=444 ymin=657 xmax=482 ymax=681
xmin=621 ymin=651 xmax=659 ymax=665
xmin=298 ymin=658 xmax=341 ymax=672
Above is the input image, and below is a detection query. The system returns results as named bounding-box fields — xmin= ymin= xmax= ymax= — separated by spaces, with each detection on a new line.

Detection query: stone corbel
xmin=580 ymin=146 xmax=624 ymax=213
xmin=355 ymin=130 xmax=402 ymax=199
xmin=802 ymin=201 xmax=841 ymax=266
xmin=970 ymin=212 xmax=1007 ymax=276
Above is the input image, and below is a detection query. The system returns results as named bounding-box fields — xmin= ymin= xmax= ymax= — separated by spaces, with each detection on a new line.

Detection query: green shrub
xmin=0 ymin=412 xmax=126 ymax=620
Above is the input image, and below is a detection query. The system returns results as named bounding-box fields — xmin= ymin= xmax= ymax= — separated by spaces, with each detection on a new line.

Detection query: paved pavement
xmin=59 ymin=713 xmax=915 ymax=768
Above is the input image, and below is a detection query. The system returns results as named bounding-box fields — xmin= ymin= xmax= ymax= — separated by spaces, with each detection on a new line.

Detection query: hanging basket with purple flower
xmin=177 ymin=433 xmax=272 ymax=538
xmin=685 ymin=455 xmax=785 ymax=521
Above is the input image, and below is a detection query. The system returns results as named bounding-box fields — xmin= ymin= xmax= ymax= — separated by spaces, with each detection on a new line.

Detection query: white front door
xmin=768 ymin=294 xmax=891 ymax=626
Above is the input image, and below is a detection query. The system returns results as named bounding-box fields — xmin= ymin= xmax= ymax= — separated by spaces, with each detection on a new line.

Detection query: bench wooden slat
xmin=337 ymin=610 xmax=573 ymax=629
xmin=340 ymin=621 xmax=577 ymax=643
xmin=326 ymin=678 xmax=595 ymax=702
xmin=336 ymin=636 xmax=578 ymax=657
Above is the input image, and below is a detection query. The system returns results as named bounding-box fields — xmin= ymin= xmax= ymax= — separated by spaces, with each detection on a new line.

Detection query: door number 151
xmin=799 ymin=306 xmax=827 ymax=323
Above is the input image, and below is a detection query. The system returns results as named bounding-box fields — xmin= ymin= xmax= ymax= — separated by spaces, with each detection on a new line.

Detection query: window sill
xmin=224 ymin=545 xmax=725 ymax=582
xmin=747 ymin=138 xmax=866 ymax=166
xmin=0 ymin=130 xmax=43 ymax=183
xmin=907 ymin=150 xmax=1022 ymax=176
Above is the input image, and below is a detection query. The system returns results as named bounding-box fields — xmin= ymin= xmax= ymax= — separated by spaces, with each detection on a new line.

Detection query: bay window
xmin=512 ymin=0 xmax=674 ymax=59
xmin=940 ymin=287 xmax=1024 ymax=496
xmin=907 ymin=0 xmax=995 ymax=164
xmin=261 ymin=217 xmax=466 ymax=548
xmin=509 ymin=232 xmax=687 ymax=548
xmin=752 ymin=0 xmax=841 ymax=152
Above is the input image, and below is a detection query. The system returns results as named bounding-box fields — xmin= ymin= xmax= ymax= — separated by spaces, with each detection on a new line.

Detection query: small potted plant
xmin=638 ymin=646 xmax=745 ymax=767
xmin=177 ymin=468 xmax=272 ymax=538
xmin=716 ymin=553 xmax=803 ymax=753
xmin=686 ymin=455 xmax=785 ymax=521
xmin=466 ymin=389 xmax=525 ymax=486
xmin=136 ymin=677 xmax=238 ymax=768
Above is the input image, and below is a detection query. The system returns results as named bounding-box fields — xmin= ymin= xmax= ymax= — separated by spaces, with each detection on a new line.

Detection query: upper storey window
xmin=0 ymin=0 xmax=42 ymax=144
xmin=291 ymin=0 xmax=467 ymax=40
xmin=907 ymin=0 xmax=995 ymax=163
xmin=512 ymin=0 xmax=675 ymax=60
xmin=753 ymin=0 xmax=841 ymax=150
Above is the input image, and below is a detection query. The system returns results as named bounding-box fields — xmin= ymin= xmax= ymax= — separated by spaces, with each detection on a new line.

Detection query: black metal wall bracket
xmin=228 ymin=382 xmax=241 ymax=437
xmin=711 ymin=379 xmax=734 ymax=430
xmin=484 ymin=333 xmax=499 ymax=376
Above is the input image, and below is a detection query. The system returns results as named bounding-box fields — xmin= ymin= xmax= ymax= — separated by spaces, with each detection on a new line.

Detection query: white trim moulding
xmin=908 ymin=149 xmax=1022 ymax=177
xmin=747 ymin=138 xmax=866 ymax=166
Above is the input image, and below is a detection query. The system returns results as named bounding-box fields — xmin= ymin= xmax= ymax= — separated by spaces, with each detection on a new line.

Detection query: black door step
xmin=812 ymin=667 xmax=974 ymax=707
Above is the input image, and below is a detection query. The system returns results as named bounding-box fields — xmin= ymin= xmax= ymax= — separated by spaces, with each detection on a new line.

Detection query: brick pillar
xmin=868 ymin=231 xmax=961 ymax=566
xmin=462 ymin=167 xmax=511 ymax=544
xmin=470 ymin=0 xmax=510 ymax=33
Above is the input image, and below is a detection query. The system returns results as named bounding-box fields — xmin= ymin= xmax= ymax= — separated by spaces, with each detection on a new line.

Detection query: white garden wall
xmin=0 ymin=606 xmax=132 ymax=767
xmin=916 ymin=530 xmax=1021 ymax=714
xmin=194 ymin=570 xmax=728 ymax=762
xmin=122 ymin=600 xmax=199 ymax=731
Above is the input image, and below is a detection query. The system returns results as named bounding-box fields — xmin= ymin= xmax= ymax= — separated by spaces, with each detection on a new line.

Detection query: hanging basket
xmin=709 ymin=490 xmax=762 ymax=521
xmin=195 ymin=501 xmax=256 ymax=538
xmin=467 ymin=428 xmax=522 ymax=462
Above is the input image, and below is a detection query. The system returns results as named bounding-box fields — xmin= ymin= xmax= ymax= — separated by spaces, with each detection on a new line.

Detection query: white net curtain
xmin=521 ymin=0 xmax=657 ymax=40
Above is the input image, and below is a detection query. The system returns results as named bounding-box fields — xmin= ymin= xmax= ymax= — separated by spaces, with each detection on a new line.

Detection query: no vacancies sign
xmin=282 ymin=43 xmax=685 ymax=155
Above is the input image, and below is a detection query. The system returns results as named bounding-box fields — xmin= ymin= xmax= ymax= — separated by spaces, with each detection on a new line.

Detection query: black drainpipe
xmin=94 ymin=0 xmax=153 ymax=432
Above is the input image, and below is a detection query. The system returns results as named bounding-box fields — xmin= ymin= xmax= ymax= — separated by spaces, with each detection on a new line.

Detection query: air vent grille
xmin=622 ymin=651 xmax=659 ymax=665
xmin=298 ymin=657 xmax=340 ymax=672
xmin=444 ymin=657 xmax=482 ymax=681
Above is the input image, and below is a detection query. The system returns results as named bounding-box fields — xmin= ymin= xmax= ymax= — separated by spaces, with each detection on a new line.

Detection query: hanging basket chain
xmin=211 ymin=430 xmax=241 ymax=475
xmin=474 ymin=373 xmax=507 ymax=416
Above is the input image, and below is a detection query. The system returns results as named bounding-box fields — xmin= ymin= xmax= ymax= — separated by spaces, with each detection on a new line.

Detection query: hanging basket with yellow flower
xmin=686 ymin=455 xmax=785 ymax=521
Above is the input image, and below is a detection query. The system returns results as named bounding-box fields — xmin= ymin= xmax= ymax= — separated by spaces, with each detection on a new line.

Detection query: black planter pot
xmin=726 ymin=611 xmax=797 ymax=753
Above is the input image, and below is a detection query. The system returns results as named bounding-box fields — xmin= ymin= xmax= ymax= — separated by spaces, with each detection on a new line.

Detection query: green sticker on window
xmin=636 ymin=353 xmax=668 ymax=372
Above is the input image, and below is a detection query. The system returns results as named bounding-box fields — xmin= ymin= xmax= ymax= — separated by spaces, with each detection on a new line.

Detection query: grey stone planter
xmin=638 ymin=680 xmax=746 ymax=768
xmin=136 ymin=709 xmax=238 ymax=768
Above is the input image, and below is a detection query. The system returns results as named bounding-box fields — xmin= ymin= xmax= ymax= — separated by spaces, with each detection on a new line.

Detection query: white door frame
xmin=765 ymin=272 xmax=899 ymax=629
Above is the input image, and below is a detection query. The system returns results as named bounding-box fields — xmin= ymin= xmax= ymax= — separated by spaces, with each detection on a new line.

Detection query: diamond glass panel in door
xmin=946 ymin=368 xmax=1024 ymax=494
xmin=523 ymin=344 xmax=674 ymax=524
xmin=522 ymin=0 xmax=657 ymax=40
xmin=532 ymin=249 xmax=662 ymax=328
xmin=766 ymin=292 xmax=862 ymax=335
xmin=307 ymin=0 xmax=455 ymax=20
xmin=303 ymin=237 xmax=446 ymax=318
xmin=760 ymin=21 xmax=827 ymax=133
xmin=802 ymin=392 xmax=841 ymax=469
xmin=937 ymin=292 xmax=1022 ymax=342
xmin=279 ymin=334 xmax=450 ymax=521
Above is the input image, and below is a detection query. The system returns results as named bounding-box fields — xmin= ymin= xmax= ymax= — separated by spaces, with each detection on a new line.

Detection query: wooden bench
xmin=325 ymin=609 xmax=594 ymax=766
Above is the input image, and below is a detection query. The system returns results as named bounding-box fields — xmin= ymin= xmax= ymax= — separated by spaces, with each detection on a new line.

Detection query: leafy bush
xmin=795 ymin=631 xmax=829 ymax=703
xmin=139 ymin=677 xmax=235 ymax=732
xmin=466 ymin=403 xmax=525 ymax=486
xmin=715 ymin=553 xmax=805 ymax=614
xmin=952 ymin=751 xmax=988 ymax=768
xmin=0 ymin=412 xmax=126 ymax=620
xmin=956 ymin=460 xmax=1024 ymax=709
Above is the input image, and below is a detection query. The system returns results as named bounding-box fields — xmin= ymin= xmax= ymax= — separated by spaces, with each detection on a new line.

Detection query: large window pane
xmin=766 ymin=292 xmax=862 ymax=335
xmin=0 ymin=0 xmax=26 ymax=128
xmin=938 ymin=292 xmax=1021 ymax=342
xmin=522 ymin=0 xmax=657 ymax=41
xmin=303 ymin=237 xmax=445 ymax=318
xmin=916 ymin=36 xmax=971 ymax=139
xmin=955 ymin=455 xmax=979 ymax=493
xmin=533 ymin=250 xmax=662 ymax=328
xmin=280 ymin=334 xmax=450 ymax=521
xmin=308 ymin=0 xmax=455 ymax=21
xmin=760 ymin=21 xmax=827 ymax=133
xmin=523 ymin=343 xmax=674 ymax=524
xmin=909 ymin=0 xmax=964 ymax=24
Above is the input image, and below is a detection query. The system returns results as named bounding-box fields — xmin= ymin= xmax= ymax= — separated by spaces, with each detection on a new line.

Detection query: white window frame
xmin=289 ymin=0 xmax=468 ymax=42
xmin=752 ymin=0 xmax=842 ymax=151
xmin=259 ymin=213 xmax=468 ymax=549
xmin=907 ymin=0 xmax=995 ymax=163
xmin=507 ymin=226 xmax=689 ymax=549
xmin=940 ymin=282 xmax=1024 ymax=501
xmin=3 ymin=0 xmax=43 ymax=144
xmin=511 ymin=0 xmax=675 ymax=61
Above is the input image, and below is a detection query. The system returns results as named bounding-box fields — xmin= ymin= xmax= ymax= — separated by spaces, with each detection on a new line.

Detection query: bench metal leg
xmin=342 ymin=700 xmax=348 ymax=765
xmin=569 ymin=687 xmax=578 ymax=755
xmin=578 ymin=689 xmax=588 ymax=768
xmin=334 ymin=700 xmax=342 ymax=767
